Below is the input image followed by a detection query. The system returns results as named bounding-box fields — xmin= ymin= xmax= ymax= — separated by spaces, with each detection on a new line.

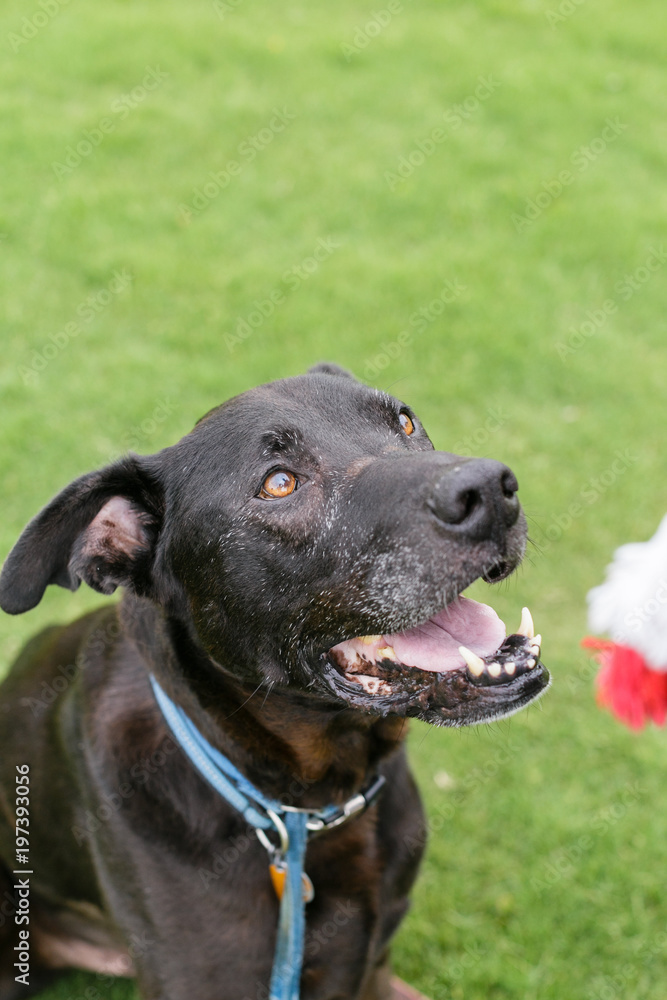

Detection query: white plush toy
xmin=584 ymin=514 xmax=667 ymax=729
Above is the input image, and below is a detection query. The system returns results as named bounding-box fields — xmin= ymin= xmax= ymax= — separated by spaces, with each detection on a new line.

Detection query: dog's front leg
xmin=85 ymin=805 xmax=281 ymax=1000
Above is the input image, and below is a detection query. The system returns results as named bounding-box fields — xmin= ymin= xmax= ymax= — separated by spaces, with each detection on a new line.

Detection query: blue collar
xmin=149 ymin=675 xmax=385 ymax=1000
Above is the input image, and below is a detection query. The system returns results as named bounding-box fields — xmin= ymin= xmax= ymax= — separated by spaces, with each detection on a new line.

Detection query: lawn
xmin=1 ymin=0 xmax=667 ymax=997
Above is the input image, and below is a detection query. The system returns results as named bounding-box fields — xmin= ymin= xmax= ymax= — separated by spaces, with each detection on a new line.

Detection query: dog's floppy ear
xmin=0 ymin=456 xmax=163 ymax=615
xmin=307 ymin=362 xmax=356 ymax=380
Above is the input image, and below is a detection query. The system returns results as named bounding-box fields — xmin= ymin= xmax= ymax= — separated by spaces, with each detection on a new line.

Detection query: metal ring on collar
xmin=281 ymin=804 xmax=358 ymax=833
xmin=255 ymin=807 xmax=290 ymax=857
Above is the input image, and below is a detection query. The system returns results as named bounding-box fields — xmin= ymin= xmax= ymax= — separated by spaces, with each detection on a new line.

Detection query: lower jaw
xmin=412 ymin=665 xmax=551 ymax=727
xmin=323 ymin=633 xmax=551 ymax=727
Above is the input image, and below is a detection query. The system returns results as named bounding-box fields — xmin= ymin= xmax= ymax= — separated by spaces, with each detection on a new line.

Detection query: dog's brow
xmin=260 ymin=428 xmax=306 ymax=457
xmin=374 ymin=389 xmax=396 ymax=406
xmin=368 ymin=388 xmax=404 ymax=422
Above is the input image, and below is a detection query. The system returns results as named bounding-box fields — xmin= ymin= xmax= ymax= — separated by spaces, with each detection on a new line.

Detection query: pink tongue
xmin=384 ymin=596 xmax=506 ymax=672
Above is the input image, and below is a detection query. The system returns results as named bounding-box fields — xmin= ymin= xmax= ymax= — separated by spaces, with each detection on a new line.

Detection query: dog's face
xmin=0 ymin=366 xmax=549 ymax=726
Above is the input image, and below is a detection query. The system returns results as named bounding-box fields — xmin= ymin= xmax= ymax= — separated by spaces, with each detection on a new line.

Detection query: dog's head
xmin=0 ymin=365 xmax=549 ymax=726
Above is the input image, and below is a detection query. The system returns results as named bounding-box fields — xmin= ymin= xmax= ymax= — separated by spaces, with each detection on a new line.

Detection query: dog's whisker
xmin=259 ymin=679 xmax=276 ymax=711
xmin=223 ymin=679 xmax=266 ymax=721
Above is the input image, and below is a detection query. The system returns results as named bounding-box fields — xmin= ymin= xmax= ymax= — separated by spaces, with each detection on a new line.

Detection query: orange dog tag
xmin=269 ymin=863 xmax=314 ymax=903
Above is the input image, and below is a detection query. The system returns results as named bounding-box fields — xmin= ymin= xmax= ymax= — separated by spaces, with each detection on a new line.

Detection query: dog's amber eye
xmin=399 ymin=412 xmax=414 ymax=436
xmin=259 ymin=470 xmax=298 ymax=499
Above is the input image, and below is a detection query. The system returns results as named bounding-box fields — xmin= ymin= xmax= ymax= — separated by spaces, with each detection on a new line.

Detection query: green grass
xmin=1 ymin=0 xmax=667 ymax=996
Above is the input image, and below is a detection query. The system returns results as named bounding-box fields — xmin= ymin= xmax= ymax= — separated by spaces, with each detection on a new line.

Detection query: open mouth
xmin=323 ymin=597 xmax=550 ymax=725
xmin=331 ymin=599 xmax=540 ymax=693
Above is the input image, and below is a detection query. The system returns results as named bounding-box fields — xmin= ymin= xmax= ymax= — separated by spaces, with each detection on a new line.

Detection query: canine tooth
xmin=359 ymin=635 xmax=382 ymax=645
xmin=487 ymin=662 xmax=502 ymax=677
xmin=518 ymin=607 xmax=535 ymax=639
xmin=458 ymin=645 xmax=485 ymax=676
xmin=505 ymin=661 xmax=516 ymax=675
xmin=377 ymin=645 xmax=397 ymax=661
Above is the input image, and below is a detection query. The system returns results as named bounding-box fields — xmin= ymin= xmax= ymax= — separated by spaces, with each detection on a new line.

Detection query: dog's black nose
xmin=428 ymin=459 xmax=520 ymax=543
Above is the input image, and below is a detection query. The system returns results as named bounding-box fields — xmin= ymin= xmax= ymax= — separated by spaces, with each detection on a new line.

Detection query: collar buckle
xmin=302 ymin=773 xmax=387 ymax=835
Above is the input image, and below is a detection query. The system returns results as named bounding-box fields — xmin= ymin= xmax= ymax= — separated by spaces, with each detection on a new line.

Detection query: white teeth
xmin=505 ymin=661 xmax=516 ymax=675
xmin=377 ymin=646 xmax=397 ymax=661
xmin=518 ymin=607 xmax=535 ymax=639
xmin=359 ymin=635 xmax=382 ymax=645
xmin=531 ymin=635 xmax=542 ymax=656
xmin=527 ymin=657 xmax=536 ymax=669
xmin=458 ymin=645 xmax=485 ymax=676
xmin=487 ymin=662 xmax=502 ymax=677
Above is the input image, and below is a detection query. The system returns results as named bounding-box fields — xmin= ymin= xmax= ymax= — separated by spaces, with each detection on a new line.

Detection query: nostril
xmin=501 ymin=470 xmax=519 ymax=499
xmin=483 ymin=560 xmax=509 ymax=582
xmin=429 ymin=477 xmax=487 ymax=528
xmin=428 ymin=486 xmax=483 ymax=526
xmin=459 ymin=489 xmax=482 ymax=524
xmin=429 ymin=459 xmax=521 ymax=540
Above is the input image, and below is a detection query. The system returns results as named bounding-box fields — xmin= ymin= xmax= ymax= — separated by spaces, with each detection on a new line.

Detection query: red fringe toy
xmin=583 ymin=515 xmax=667 ymax=730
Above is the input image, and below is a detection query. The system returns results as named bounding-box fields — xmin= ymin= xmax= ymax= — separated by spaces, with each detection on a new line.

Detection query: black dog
xmin=0 ymin=365 xmax=549 ymax=1000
